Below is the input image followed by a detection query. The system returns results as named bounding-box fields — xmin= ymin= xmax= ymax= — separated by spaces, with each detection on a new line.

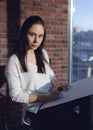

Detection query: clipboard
xmin=40 ymin=76 xmax=93 ymax=109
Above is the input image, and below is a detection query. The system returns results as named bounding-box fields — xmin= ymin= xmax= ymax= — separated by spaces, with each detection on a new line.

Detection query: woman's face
xmin=27 ymin=24 xmax=44 ymax=51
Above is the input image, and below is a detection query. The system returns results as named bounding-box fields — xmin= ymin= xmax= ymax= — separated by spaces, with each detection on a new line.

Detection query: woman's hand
xmin=46 ymin=87 xmax=59 ymax=102
xmin=51 ymin=79 xmax=68 ymax=92
xmin=57 ymin=83 xmax=68 ymax=92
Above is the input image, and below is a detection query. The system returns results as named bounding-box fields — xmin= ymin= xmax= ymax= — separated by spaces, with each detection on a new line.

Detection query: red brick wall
xmin=0 ymin=0 xmax=68 ymax=129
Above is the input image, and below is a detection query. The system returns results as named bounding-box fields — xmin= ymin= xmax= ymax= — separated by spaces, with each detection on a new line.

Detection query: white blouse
xmin=5 ymin=49 xmax=56 ymax=113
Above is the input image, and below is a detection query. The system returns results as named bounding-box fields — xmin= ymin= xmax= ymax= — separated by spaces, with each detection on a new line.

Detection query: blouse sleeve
xmin=5 ymin=55 xmax=29 ymax=104
xmin=42 ymin=49 xmax=56 ymax=80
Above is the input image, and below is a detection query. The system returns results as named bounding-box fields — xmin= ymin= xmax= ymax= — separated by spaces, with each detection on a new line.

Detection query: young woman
xmin=5 ymin=15 xmax=92 ymax=130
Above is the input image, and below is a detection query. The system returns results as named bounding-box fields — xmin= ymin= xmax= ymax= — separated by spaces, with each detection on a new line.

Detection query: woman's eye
xmin=30 ymin=33 xmax=35 ymax=37
xmin=28 ymin=32 xmax=44 ymax=38
xmin=39 ymin=35 xmax=44 ymax=38
xmin=28 ymin=32 xmax=35 ymax=37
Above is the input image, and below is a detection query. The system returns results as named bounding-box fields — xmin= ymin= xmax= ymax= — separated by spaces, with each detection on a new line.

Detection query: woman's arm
xmin=29 ymin=87 xmax=59 ymax=103
xmin=5 ymin=55 xmax=30 ymax=103
xmin=5 ymin=55 xmax=59 ymax=104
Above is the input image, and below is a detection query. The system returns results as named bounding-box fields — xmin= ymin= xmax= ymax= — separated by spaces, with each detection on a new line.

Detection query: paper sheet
xmin=40 ymin=76 xmax=93 ymax=109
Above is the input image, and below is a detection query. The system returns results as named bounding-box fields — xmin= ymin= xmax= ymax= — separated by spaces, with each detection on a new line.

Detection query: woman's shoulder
xmin=7 ymin=54 xmax=19 ymax=64
xmin=42 ymin=48 xmax=47 ymax=54
xmin=5 ymin=54 xmax=21 ymax=74
xmin=42 ymin=49 xmax=49 ymax=63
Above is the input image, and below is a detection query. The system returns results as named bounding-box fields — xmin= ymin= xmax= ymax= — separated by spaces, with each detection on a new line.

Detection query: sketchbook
xmin=40 ymin=76 xmax=93 ymax=109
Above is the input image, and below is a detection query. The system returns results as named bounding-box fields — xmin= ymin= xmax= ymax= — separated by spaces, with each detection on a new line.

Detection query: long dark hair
xmin=14 ymin=16 xmax=46 ymax=73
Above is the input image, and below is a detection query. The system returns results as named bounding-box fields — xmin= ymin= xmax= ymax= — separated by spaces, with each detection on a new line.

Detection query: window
xmin=69 ymin=0 xmax=93 ymax=82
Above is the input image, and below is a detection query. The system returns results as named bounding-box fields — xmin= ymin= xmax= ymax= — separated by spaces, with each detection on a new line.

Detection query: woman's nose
xmin=34 ymin=35 xmax=38 ymax=43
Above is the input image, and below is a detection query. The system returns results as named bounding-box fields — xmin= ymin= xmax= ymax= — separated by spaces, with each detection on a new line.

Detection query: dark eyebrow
xmin=28 ymin=31 xmax=44 ymax=36
xmin=28 ymin=32 xmax=35 ymax=35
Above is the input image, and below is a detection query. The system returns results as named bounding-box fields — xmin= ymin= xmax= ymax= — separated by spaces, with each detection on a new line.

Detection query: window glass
xmin=72 ymin=0 xmax=93 ymax=82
